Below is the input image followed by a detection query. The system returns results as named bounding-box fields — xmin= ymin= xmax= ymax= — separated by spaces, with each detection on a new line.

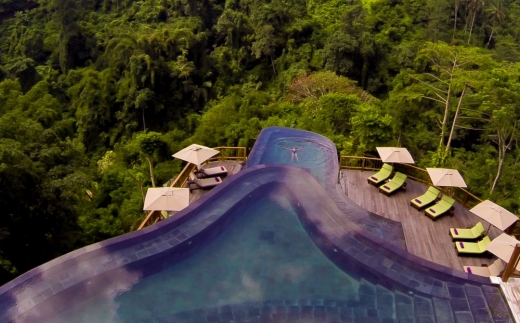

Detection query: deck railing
xmin=137 ymin=147 xmax=246 ymax=230
xmin=207 ymin=147 xmax=248 ymax=162
xmin=137 ymin=163 xmax=197 ymax=230
xmin=339 ymin=156 xmax=483 ymax=208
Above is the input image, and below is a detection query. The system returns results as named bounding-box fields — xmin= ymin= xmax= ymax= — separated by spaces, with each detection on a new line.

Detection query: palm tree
xmin=467 ymin=0 xmax=485 ymax=44
xmin=486 ymin=0 xmax=506 ymax=48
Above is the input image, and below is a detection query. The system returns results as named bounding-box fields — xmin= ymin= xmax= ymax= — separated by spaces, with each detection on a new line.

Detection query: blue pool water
xmin=47 ymin=191 xmax=359 ymax=323
xmin=258 ymin=138 xmax=329 ymax=185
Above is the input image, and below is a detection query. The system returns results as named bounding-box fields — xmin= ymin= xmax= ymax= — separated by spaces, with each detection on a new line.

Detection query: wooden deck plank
xmin=341 ymin=169 xmax=503 ymax=272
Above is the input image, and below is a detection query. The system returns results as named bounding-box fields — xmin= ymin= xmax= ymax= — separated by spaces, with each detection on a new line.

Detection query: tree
xmin=251 ymin=25 xmax=277 ymax=75
xmin=136 ymin=131 xmax=166 ymax=187
xmin=350 ymin=103 xmax=394 ymax=154
xmin=477 ymin=64 xmax=520 ymax=193
xmin=466 ymin=0 xmax=485 ymax=44
xmin=402 ymin=42 xmax=496 ymax=164
xmin=287 ymin=71 xmax=374 ymax=105
xmin=0 ymin=79 xmax=86 ymax=276
xmin=486 ymin=0 xmax=506 ymax=48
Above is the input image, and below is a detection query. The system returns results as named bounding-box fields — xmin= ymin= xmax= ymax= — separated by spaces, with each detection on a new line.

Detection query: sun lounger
xmin=449 ymin=222 xmax=486 ymax=241
xmin=424 ymin=195 xmax=455 ymax=220
xmin=463 ymin=259 xmax=505 ymax=277
xmin=455 ymin=236 xmax=491 ymax=255
xmin=194 ymin=166 xmax=228 ymax=178
xmin=367 ymin=163 xmax=393 ymax=186
xmin=378 ymin=172 xmax=407 ymax=195
xmin=410 ymin=186 xmax=441 ymax=209
xmin=187 ymin=174 xmax=223 ymax=191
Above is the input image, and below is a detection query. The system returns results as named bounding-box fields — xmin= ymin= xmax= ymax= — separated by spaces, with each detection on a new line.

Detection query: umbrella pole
xmin=502 ymin=243 xmax=520 ymax=282
xmin=485 ymin=223 xmax=492 ymax=236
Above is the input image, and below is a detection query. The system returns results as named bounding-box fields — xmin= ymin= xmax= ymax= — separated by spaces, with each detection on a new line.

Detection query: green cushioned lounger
xmin=410 ymin=186 xmax=441 ymax=210
xmin=367 ymin=163 xmax=393 ymax=186
xmin=455 ymin=236 xmax=491 ymax=255
xmin=379 ymin=172 xmax=407 ymax=195
xmin=449 ymin=222 xmax=485 ymax=241
xmin=424 ymin=195 xmax=455 ymax=220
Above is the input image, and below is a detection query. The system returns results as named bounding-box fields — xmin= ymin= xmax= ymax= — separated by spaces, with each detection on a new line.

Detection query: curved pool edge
xmin=247 ymin=127 xmax=409 ymax=249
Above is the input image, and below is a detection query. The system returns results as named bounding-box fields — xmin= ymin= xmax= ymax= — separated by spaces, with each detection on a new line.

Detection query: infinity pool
xmin=0 ymin=127 xmax=511 ymax=323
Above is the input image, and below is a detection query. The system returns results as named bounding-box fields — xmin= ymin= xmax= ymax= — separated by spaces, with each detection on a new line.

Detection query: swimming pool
xmin=0 ymin=127 xmax=512 ymax=323
xmin=48 ymin=190 xmax=360 ymax=323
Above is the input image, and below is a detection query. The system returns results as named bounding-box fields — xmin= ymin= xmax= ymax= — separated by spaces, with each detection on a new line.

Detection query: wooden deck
xmin=186 ymin=160 xmax=243 ymax=202
xmin=161 ymin=161 xmax=244 ymax=219
xmin=340 ymin=169 xmax=504 ymax=271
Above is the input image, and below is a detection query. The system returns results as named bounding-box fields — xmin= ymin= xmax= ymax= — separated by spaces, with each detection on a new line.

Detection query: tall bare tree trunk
xmin=453 ymin=0 xmax=459 ymax=39
xmin=127 ymin=171 xmax=146 ymax=202
xmin=270 ymin=54 xmax=277 ymax=76
xmin=147 ymin=157 xmax=156 ymax=187
xmin=439 ymin=84 xmax=452 ymax=148
xmin=468 ymin=11 xmax=477 ymax=43
xmin=446 ymin=84 xmax=467 ymax=152
xmin=491 ymin=150 xmax=505 ymax=193
xmin=487 ymin=29 xmax=494 ymax=48
xmin=491 ymin=122 xmax=517 ymax=193
xmin=142 ymin=107 xmax=147 ymax=132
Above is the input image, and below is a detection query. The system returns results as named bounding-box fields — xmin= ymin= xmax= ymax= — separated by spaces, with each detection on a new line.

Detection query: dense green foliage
xmin=0 ymin=0 xmax=520 ymax=282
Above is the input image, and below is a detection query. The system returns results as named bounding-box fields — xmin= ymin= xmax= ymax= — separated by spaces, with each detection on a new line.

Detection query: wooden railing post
xmin=502 ymin=243 xmax=520 ymax=282
xmin=138 ymin=210 xmax=157 ymax=230
xmin=361 ymin=158 xmax=365 ymax=171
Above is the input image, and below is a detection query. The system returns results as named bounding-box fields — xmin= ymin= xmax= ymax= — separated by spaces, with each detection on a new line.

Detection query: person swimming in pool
xmin=284 ymin=147 xmax=301 ymax=161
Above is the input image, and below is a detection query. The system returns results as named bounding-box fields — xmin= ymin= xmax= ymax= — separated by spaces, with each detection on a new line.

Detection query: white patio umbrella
xmin=143 ymin=187 xmax=190 ymax=212
xmin=376 ymin=147 xmax=415 ymax=164
xmin=426 ymin=168 xmax=467 ymax=188
xmin=470 ymin=200 xmax=519 ymax=232
xmin=487 ymin=233 xmax=520 ymax=270
xmin=172 ymin=144 xmax=220 ymax=166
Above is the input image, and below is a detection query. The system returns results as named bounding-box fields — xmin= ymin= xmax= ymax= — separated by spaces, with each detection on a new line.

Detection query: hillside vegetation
xmin=0 ymin=0 xmax=519 ymax=282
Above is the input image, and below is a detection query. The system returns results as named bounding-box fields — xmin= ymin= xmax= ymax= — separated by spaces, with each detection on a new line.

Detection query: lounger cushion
xmin=379 ymin=172 xmax=407 ymax=195
xmin=463 ymin=259 xmax=505 ymax=277
xmin=189 ymin=176 xmax=223 ymax=189
xmin=368 ymin=163 xmax=393 ymax=185
xmin=456 ymin=236 xmax=490 ymax=254
xmin=201 ymin=166 xmax=228 ymax=177
xmin=449 ymin=222 xmax=485 ymax=240
xmin=410 ymin=186 xmax=441 ymax=209
xmin=425 ymin=195 xmax=455 ymax=219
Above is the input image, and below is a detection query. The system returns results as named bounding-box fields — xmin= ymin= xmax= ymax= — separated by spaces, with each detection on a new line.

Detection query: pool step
xmin=376 ymin=284 xmax=396 ymax=320
xmin=357 ymin=280 xmax=511 ymax=323
xmin=134 ymin=281 xmax=511 ymax=323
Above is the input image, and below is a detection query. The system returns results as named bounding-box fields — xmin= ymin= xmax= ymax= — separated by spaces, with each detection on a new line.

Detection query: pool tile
xmin=468 ymin=295 xmax=488 ymax=310
xmin=451 ymin=299 xmax=471 ymax=312
xmin=432 ymin=298 xmax=455 ymax=323
xmin=448 ymin=284 xmax=467 ymax=299
xmin=453 ymin=311 xmax=474 ymax=323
